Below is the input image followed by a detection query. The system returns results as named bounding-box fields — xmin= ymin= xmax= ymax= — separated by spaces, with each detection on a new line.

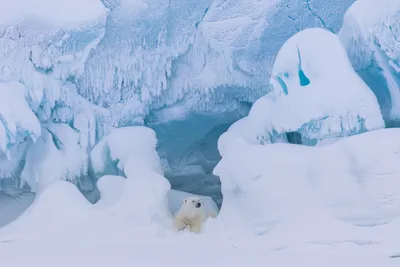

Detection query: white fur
xmin=173 ymin=196 xmax=217 ymax=233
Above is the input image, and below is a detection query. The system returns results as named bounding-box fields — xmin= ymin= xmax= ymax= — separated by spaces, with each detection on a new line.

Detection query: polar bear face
xmin=183 ymin=196 xmax=202 ymax=209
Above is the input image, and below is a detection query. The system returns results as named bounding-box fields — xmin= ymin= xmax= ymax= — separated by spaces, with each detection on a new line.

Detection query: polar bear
xmin=173 ymin=196 xmax=217 ymax=233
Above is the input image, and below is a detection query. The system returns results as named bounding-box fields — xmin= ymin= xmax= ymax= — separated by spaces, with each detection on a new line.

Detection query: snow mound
xmin=339 ymin=0 xmax=400 ymax=122
xmin=21 ymin=123 xmax=88 ymax=193
xmin=214 ymin=128 xmax=400 ymax=238
xmin=219 ymin=28 xmax=384 ymax=152
xmin=0 ymin=180 xmax=92 ymax=239
xmin=0 ymin=192 xmax=35 ymax=228
xmin=91 ymin=126 xmax=171 ymax=225
xmin=0 ymin=82 xmax=41 ymax=154
xmin=95 ymin=174 xmax=219 ymax=217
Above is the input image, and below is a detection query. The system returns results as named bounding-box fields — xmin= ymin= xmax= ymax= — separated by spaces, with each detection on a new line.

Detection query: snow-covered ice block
xmin=94 ymin=174 xmax=219 ymax=217
xmin=0 ymin=0 xmax=108 ymax=118
xmin=270 ymin=28 xmax=384 ymax=140
xmin=219 ymin=28 xmax=384 ymax=150
xmin=95 ymin=175 xmax=126 ymax=209
xmin=21 ymin=123 xmax=88 ymax=193
xmin=0 ymin=82 xmax=41 ymax=154
xmin=214 ymin=128 xmax=400 ymax=237
xmin=91 ymin=126 xmax=171 ymax=225
xmin=91 ymin=126 xmax=164 ymax=177
xmin=339 ymin=0 xmax=400 ymax=121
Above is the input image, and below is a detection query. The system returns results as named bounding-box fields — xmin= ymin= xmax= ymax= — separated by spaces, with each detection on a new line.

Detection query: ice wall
xmin=0 ymin=0 xmax=354 ymax=199
xmin=339 ymin=0 xmax=400 ymax=124
xmin=81 ymin=0 xmax=355 ymax=121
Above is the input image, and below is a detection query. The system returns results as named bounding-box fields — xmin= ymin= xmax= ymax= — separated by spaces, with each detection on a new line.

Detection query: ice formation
xmin=0 ymin=82 xmax=41 ymax=154
xmin=1 ymin=0 xmax=400 ymax=265
xmin=90 ymin=126 xmax=171 ymax=224
xmin=214 ymin=128 xmax=400 ymax=239
xmin=339 ymin=0 xmax=400 ymax=123
xmin=219 ymin=28 xmax=385 ymax=153
xmin=21 ymin=123 xmax=88 ymax=193
xmin=0 ymin=0 xmax=355 ymax=200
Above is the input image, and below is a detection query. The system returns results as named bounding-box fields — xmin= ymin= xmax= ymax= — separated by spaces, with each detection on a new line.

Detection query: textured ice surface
xmin=0 ymin=0 xmax=354 ymax=129
xmin=339 ymin=0 xmax=400 ymax=123
xmin=21 ymin=123 xmax=88 ymax=193
xmin=0 ymin=0 xmax=354 ymax=190
xmin=0 ymin=82 xmax=41 ymax=154
xmin=218 ymin=28 xmax=384 ymax=152
xmin=215 ymin=128 xmax=400 ymax=239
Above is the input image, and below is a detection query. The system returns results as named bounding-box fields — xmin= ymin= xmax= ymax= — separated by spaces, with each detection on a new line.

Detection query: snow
xmin=339 ymin=0 xmax=400 ymax=122
xmin=2 ymin=1 xmax=400 ymax=266
xmin=1 ymin=128 xmax=400 ymax=266
xmin=0 ymin=0 xmax=107 ymax=27
xmin=95 ymin=175 xmax=126 ymax=208
xmin=0 ymin=0 xmax=351 ymax=132
xmin=0 ymin=181 xmax=94 ymax=238
xmin=214 ymin=128 xmax=400 ymax=239
xmin=91 ymin=126 xmax=164 ymax=176
xmin=90 ymin=126 xmax=171 ymax=225
xmin=0 ymin=192 xmax=34 ymax=228
xmin=0 ymin=82 xmax=41 ymax=154
xmin=0 ymin=0 xmax=354 ymax=195
xmin=21 ymin=123 xmax=88 ymax=193
xmin=95 ymin=174 xmax=219 ymax=217
xmin=219 ymin=28 xmax=385 ymax=150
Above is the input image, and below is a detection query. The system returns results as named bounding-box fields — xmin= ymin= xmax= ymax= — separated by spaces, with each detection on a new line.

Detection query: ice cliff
xmin=0 ymin=0 xmax=357 ymax=196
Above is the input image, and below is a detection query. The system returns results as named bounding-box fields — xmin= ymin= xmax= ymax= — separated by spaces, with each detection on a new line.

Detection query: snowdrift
xmin=215 ymin=128 xmax=400 ymax=244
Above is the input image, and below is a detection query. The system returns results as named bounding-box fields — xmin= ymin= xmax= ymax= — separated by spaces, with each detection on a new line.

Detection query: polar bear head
xmin=182 ymin=196 xmax=202 ymax=209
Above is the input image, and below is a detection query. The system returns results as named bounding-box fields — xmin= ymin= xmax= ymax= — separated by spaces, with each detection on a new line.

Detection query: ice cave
xmin=1 ymin=0 xmax=400 ymax=265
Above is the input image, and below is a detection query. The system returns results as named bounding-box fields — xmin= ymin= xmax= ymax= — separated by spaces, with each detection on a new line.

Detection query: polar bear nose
xmin=196 ymin=203 xmax=201 ymax=208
